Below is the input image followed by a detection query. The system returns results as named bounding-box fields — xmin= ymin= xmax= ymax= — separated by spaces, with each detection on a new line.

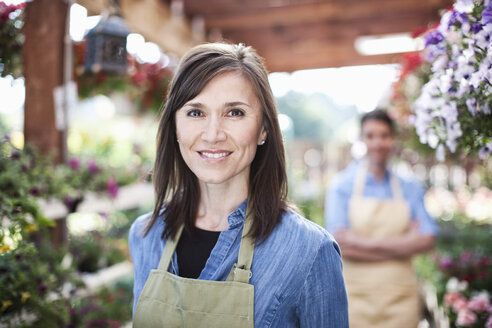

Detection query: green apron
xmin=133 ymin=213 xmax=255 ymax=328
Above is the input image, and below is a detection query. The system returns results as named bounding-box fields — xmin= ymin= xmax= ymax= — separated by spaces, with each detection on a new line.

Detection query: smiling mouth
xmin=199 ymin=151 xmax=232 ymax=159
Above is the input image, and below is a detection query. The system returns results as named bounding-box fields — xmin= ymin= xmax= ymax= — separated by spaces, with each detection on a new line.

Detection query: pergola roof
xmin=79 ymin=0 xmax=454 ymax=72
xmin=182 ymin=0 xmax=453 ymax=71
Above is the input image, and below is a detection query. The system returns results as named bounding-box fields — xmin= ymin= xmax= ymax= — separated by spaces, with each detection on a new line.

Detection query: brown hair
xmin=361 ymin=108 xmax=396 ymax=134
xmin=145 ymin=43 xmax=289 ymax=243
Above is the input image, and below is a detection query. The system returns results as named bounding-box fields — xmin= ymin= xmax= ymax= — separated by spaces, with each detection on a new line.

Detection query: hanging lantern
xmin=84 ymin=6 xmax=129 ymax=74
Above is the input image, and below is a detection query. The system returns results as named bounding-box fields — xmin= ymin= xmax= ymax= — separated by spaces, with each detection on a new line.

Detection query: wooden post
xmin=23 ymin=0 xmax=69 ymax=246
xmin=23 ymin=0 xmax=68 ymax=164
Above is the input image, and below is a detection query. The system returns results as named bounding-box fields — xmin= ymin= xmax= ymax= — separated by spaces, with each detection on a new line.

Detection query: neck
xmin=195 ymin=179 xmax=248 ymax=231
xmin=367 ymin=161 xmax=387 ymax=181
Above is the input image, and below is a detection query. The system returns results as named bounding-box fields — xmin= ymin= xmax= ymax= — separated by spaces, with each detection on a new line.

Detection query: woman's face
xmin=361 ymin=119 xmax=394 ymax=166
xmin=175 ymin=71 xmax=266 ymax=187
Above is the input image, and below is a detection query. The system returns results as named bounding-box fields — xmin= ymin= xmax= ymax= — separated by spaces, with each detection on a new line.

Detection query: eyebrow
xmin=183 ymin=101 xmax=251 ymax=109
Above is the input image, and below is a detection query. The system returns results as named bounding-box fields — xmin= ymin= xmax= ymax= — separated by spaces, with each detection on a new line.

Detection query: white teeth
xmin=201 ymin=152 xmax=229 ymax=159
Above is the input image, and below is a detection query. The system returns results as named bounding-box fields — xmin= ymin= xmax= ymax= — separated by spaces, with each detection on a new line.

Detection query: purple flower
xmin=425 ymin=30 xmax=445 ymax=47
xmin=486 ymin=316 xmax=492 ymax=328
xmin=106 ymin=178 xmax=119 ymax=198
xmin=29 ymin=187 xmax=40 ymax=197
xmin=472 ymin=22 xmax=483 ymax=33
xmin=10 ymin=152 xmax=20 ymax=160
xmin=439 ymin=256 xmax=454 ymax=270
xmin=87 ymin=159 xmax=99 ymax=174
xmin=460 ymin=251 xmax=473 ymax=265
xmin=482 ymin=2 xmax=492 ymax=26
xmin=37 ymin=283 xmax=48 ymax=295
xmin=68 ymin=158 xmax=80 ymax=170
xmin=478 ymin=142 xmax=492 ymax=159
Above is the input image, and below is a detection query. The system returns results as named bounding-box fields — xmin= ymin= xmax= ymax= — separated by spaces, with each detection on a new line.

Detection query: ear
xmin=257 ymin=126 xmax=267 ymax=145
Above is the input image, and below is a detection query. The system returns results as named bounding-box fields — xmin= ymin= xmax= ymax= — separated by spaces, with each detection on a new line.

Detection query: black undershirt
xmin=176 ymin=226 xmax=221 ymax=279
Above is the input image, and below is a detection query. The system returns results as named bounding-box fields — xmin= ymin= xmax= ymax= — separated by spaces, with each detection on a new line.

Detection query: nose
xmin=201 ymin=116 xmax=226 ymax=143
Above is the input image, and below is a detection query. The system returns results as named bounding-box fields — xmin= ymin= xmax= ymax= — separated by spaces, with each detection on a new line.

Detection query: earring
xmin=259 ymin=140 xmax=265 ymax=145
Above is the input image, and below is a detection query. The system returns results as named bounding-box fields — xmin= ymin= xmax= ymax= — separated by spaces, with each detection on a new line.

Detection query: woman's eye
xmin=228 ymin=109 xmax=244 ymax=117
xmin=187 ymin=109 xmax=203 ymax=117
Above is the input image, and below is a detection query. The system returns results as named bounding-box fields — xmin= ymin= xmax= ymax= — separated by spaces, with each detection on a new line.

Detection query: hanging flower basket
xmin=410 ymin=0 xmax=492 ymax=161
xmin=73 ymin=40 xmax=174 ymax=114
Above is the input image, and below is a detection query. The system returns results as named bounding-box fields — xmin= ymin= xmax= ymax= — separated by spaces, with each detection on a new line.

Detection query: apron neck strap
xmin=156 ymin=205 xmax=257 ymax=284
xmin=232 ymin=207 xmax=255 ymax=284
xmin=353 ymin=161 xmax=404 ymax=200
xmin=158 ymin=225 xmax=184 ymax=271
xmin=389 ymin=174 xmax=403 ymax=200
xmin=353 ymin=162 xmax=368 ymax=197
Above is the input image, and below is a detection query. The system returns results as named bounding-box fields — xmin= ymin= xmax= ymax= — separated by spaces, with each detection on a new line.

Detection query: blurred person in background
xmin=130 ymin=42 xmax=348 ymax=328
xmin=325 ymin=108 xmax=438 ymax=328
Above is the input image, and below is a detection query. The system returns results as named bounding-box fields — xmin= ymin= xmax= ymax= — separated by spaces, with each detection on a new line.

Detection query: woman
xmin=129 ymin=43 xmax=348 ymax=327
xmin=325 ymin=109 xmax=438 ymax=328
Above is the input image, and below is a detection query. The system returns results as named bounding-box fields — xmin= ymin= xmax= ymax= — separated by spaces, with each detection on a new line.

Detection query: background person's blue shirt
xmin=130 ymin=200 xmax=349 ymax=327
xmin=324 ymin=161 xmax=439 ymax=236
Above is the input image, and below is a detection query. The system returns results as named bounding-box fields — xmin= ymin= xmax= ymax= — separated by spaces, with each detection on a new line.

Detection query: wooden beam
xmin=260 ymin=47 xmax=401 ymax=72
xmin=221 ymin=10 xmax=440 ymax=51
xmin=77 ymin=0 xmax=197 ymax=56
xmin=23 ymin=0 xmax=68 ymax=163
xmin=184 ymin=0 xmax=452 ymax=17
xmin=200 ymin=0 xmax=452 ymax=30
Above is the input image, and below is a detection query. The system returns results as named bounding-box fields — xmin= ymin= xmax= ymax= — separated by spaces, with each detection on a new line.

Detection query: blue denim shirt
xmin=129 ymin=200 xmax=349 ymax=327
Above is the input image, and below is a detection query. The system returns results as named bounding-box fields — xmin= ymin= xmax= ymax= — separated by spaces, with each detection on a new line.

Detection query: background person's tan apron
xmin=343 ymin=163 xmax=420 ymax=328
xmin=133 ymin=214 xmax=255 ymax=328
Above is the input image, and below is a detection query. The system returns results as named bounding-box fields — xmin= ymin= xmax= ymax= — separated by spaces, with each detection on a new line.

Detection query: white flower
xmin=446 ymin=122 xmax=463 ymax=152
xmin=473 ymin=29 xmax=490 ymax=49
xmin=439 ymin=10 xmax=454 ymax=32
xmin=454 ymin=0 xmax=474 ymax=13
xmin=432 ymin=55 xmax=449 ymax=72
xmin=457 ymin=78 xmax=472 ymax=97
xmin=439 ymin=72 xmax=454 ymax=94
xmin=466 ymin=98 xmax=477 ymax=115
xmin=446 ymin=277 xmax=469 ymax=292
xmin=483 ymin=102 xmax=491 ymax=115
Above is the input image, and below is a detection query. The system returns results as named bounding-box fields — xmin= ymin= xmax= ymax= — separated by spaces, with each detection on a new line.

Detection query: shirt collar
xmin=226 ymin=199 xmax=248 ymax=229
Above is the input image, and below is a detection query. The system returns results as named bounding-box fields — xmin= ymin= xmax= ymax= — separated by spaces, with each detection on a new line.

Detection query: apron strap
xmin=156 ymin=207 xmax=256 ymax=284
xmin=389 ymin=174 xmax=404 ymax=200
xmin=231 ymin=208 xmax=255 ymax=284
xmin=353 ymin=161 xmax=368 ymax=197
xmin=157 ymin=225 xmax=184 ymax=271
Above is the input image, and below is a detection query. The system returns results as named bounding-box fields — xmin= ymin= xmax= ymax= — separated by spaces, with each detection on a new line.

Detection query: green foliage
xmin=69 ymin=276 xmax=133 ymax=327
xmin=0 ymin=243 xmax=75 ymax=327
xmin=297 ymin=198 xmax=324 ymax=227
xmin=69 ymin=231 xmax=127 ymax=273
xmin=415 ymin=214 xmax=492 ymax=305
xmin=0 ymin=2 xmax=25 ymax=78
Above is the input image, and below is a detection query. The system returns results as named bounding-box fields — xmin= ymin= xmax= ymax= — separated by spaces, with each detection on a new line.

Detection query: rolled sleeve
xmin=296 ymin=237 xmax=349 ymax=327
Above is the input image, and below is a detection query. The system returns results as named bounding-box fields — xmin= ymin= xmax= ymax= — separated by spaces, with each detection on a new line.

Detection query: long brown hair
xmin=145 ymin=43 xmax=289 ymax=243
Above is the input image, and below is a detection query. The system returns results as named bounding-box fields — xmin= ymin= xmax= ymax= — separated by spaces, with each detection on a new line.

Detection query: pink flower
xmin=453 ymin=297 xmax=468 ymax=313
xmin=87 ymin=159 xmax=99 ymax=174
xmin=445 ymin=292 xmax=464 ymax=306
xmin=456 ymin=309 xmax=477 ymax=326
xmin=486 ymin=316 xmax=492 ymax=328
xmin=468 ymin=292 xmax=490 ymax=313
xmin=106 ymin=178 xmax=119 ymax=198
xmin=69 ymin=158 xmax=80 ymax=170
